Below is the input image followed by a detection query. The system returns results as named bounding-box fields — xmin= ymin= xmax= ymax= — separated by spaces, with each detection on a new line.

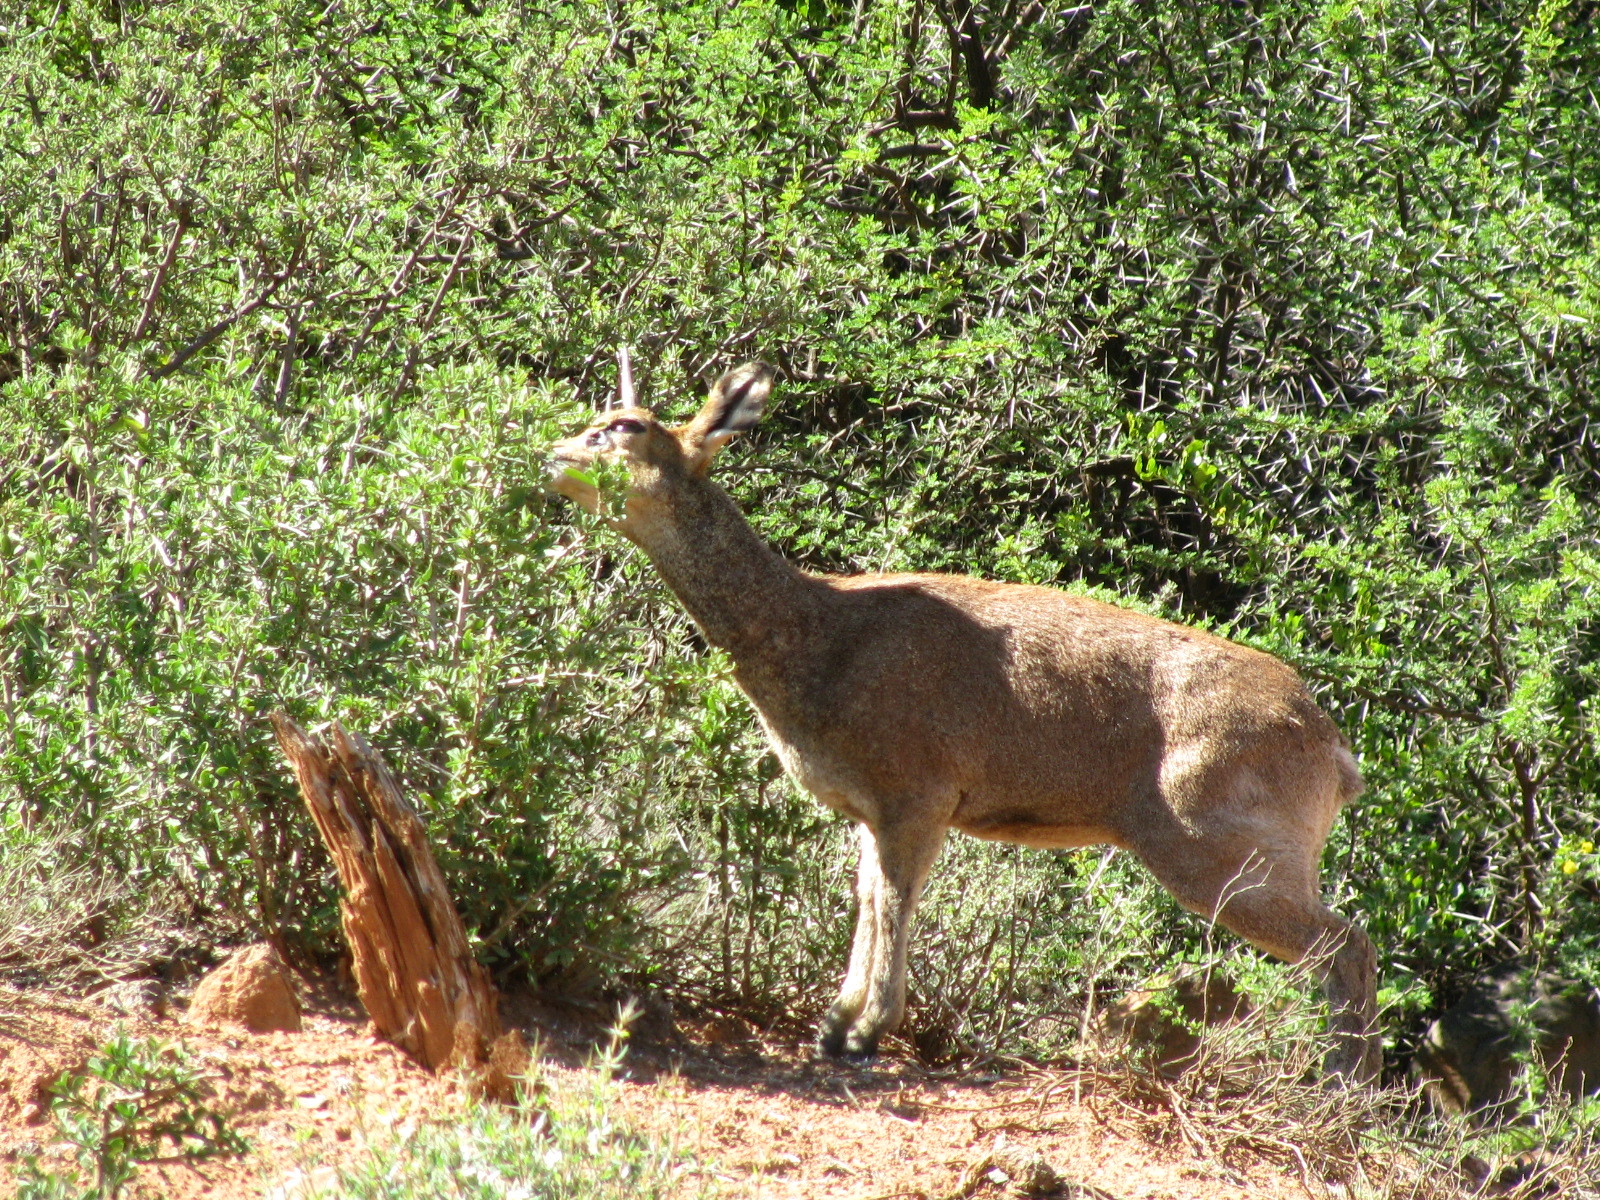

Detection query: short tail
xmin=1334 ymin=742 xmax=1366 ymax=806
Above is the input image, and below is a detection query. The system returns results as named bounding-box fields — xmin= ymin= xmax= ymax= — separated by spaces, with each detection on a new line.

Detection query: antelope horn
xmin=616 ymin=344 xmax=634 ymax=410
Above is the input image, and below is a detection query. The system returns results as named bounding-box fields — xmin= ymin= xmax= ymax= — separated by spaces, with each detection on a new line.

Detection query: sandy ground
xmin=0 ymin=977 xmax=1360 ymax=1200
xmin=0 ymin=983 xmax=451 ymax=1200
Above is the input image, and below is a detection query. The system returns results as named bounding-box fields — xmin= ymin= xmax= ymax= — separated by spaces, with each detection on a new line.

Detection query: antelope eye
xmin=607 ymin=418 xmax=647 ymax=435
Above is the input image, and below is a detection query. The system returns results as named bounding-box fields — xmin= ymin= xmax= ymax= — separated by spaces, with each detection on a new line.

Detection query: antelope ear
xmin=682 ymin=362 xmax=774 ymax=472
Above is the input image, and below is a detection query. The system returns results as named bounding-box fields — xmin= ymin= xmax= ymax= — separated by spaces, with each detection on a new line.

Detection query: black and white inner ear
xmin=706 ymin=362 xmax=774 ymax=442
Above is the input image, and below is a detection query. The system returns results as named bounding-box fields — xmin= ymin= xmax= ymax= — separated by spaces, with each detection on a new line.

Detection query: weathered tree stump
xmin=270 ymin=712 xmax=502 ymax=1074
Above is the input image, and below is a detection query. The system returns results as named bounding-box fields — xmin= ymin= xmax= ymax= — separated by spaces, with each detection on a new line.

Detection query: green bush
xmin=3 ymin=0 xmax=1598 ymax=1057
xmin=15 ymin=1033 xmax=247 ymax=1200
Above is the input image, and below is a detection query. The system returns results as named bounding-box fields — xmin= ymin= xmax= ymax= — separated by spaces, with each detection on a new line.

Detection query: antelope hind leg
xmin=1132 ymin=824 xmax=1380 ymax=1085
xmin=1204 ymin=877 xmax=1380 ymax=1083
xmin=1315 ymin=918 xmax=1380 ymax=1083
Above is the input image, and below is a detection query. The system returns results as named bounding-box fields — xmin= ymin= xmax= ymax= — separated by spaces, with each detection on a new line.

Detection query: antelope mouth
xmin=545 ymin=455 xmax=602 ymax=507
xmin=545 ymin=454 xmax=582 ymax=483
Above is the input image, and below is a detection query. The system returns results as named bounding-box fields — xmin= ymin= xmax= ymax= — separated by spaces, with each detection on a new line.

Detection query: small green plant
xmin=312 ymin=1006 xmax=697 ymax=1200
xmin=15 ymin=1034 xmax=248 ymax=1200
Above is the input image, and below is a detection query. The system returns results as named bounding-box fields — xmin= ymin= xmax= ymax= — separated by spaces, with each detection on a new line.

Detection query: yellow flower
xmin=1562 ymin=859 xmax=1579 ymax=875
xmin=1582 ymin=840 xmax=1595 ymax=855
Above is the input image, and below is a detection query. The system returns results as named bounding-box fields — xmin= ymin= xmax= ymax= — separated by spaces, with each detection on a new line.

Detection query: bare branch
xmin=129 ymin=209 xmax=191 ymax=345
xmin=940 ymin=0 xmax=999 ymax=110
xmin=145 ymin=245 xmax=302 ymax=380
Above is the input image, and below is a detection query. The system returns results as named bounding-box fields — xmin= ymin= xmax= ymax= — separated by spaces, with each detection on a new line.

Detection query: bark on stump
xmin=271 ymin=712 xmax=502 ymax=1074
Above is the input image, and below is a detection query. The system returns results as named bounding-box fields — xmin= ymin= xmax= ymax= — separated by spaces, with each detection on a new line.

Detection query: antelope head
xmin=547 ymin=361 xmax=774 ymax=540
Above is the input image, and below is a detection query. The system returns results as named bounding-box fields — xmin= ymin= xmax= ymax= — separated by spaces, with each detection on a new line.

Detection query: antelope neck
xmin=634 ymin=471 xmax=827 ymax=664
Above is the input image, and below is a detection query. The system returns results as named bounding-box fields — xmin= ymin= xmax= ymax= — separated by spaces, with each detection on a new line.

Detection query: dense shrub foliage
xmin=3 ymin=0 xmax=1598 ymax=1059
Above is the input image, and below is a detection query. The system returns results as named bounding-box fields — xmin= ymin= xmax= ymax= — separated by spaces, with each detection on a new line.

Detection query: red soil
xmin=0 ymin=979 xmax=1328 ymax=1200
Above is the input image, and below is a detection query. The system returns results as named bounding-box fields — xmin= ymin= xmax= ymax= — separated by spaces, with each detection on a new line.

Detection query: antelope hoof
xmin=817 ymin=1024 xmax=880 ymax=1063
xmin=817 ymin=1014 xmax=846 ymax=1058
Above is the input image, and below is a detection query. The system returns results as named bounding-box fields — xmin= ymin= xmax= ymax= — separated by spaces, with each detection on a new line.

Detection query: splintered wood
xmin=270 ymin=712 xmax=501 ymax=1074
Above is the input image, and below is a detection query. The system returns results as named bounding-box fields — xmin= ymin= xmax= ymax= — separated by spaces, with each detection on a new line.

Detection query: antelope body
xmin=548 ymin=363 xmax=1380 ymax=1080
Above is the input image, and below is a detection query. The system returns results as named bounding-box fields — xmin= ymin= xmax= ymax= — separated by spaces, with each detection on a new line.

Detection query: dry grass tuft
xmin=0 ymin=823 xmax=189 ymax=992
xmin=1090 ymin=971 xmax=1367 ymax=1191
xmin=1084 ymin=957 xmax=1600 ymax=1199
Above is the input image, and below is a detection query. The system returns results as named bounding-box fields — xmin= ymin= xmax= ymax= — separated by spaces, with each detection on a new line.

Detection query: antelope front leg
xmin=818 ymin=824 xmax=881 ymax=1058
xmin=819 ymin=818 xmax=946 ymax=1061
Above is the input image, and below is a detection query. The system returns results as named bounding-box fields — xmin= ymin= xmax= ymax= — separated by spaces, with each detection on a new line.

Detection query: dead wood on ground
xmin=270 ymin=712 xmax=515 ymax=1082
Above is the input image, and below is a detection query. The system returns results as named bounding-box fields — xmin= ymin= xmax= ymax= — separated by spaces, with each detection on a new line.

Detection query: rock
xmin=98 ymin=978 xmax=168 ymax=1018
xmin=702 ymin=1012 xmax=758 ymax=1047
xmin=973 ymin=1137 xmax=1113 ymax=1198
xmin=1414 ymin=968 xmax=1600 ymax=1115
xmin=992 ymin=1141 xmax=1065 ymax=1196
xmin=1462 ymin=1150 xmax=1564 ymax=1198
xmin=1101 ymin=967 xmax=1253 ymax=1078
xmin=187 ymin=943 xmax=302 ymax=1034
xmin=630 ymin=991 xmax=679 ymax=1043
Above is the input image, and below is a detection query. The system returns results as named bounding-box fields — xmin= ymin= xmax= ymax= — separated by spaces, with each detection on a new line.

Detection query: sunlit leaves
xmin=3 ymin=0 xmax=1600 ymax=1022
